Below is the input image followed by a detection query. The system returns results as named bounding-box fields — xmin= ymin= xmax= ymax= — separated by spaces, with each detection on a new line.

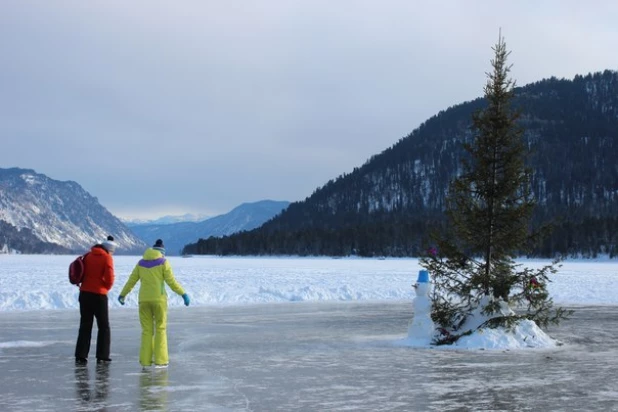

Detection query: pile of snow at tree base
xmin=1 ymin=255 xmax=618 ymax=411
xmin=399 ymin=297 xmax=558 ymax=349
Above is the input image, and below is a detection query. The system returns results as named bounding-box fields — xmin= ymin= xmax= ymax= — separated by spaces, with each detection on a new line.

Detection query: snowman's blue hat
xmin=417 ymin=270 xmax=429 ymax=283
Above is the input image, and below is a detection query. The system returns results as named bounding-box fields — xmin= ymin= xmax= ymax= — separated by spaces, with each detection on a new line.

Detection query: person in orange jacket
xmin=75 ymin=235 xmax=117 ymax=365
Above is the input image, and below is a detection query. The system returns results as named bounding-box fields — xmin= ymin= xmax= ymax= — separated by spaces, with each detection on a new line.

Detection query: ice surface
xmin=1 ymin=303 xmax=618 ymax=411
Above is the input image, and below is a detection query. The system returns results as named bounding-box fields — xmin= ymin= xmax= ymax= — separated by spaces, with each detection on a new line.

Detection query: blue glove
xmin=118 ymin=295 xmax=125 ymax=305
xmin=182 ymin=293 xmax=190 ymax=306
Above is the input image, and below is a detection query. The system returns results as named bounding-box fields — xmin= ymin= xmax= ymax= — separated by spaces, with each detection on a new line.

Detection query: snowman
xmin=407 ymin=269 xmax=436 ymax=344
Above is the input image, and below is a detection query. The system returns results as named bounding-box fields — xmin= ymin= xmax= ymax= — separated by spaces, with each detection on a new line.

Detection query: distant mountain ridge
xmin=129 ymin=200 xmax=290 ymax=255
xmin=0 ymin=167 xmax=147 ymax=254
xmin=123 ymin=213 xmax=212 ymax=226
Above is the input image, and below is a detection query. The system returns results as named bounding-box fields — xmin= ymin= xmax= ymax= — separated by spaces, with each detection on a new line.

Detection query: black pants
xmin=75 ymin=291 xmax=110 ymax=360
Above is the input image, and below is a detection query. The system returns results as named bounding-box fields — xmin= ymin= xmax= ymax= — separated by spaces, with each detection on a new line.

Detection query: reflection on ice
xmin=74 ymin=363 xmax=110 ymax=409
xmin=139 ymin=369 xmax=168 ymax=411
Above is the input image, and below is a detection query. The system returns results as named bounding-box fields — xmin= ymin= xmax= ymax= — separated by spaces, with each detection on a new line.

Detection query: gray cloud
xmin=1 ymin=0 xmax=617 ymax=219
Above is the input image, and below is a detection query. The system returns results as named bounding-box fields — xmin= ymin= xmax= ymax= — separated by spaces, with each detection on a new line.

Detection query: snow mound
xmin=452 ymin=319 xmax=558 ymax=349
xmin=398 ymin=319 xmax=558 ymax=350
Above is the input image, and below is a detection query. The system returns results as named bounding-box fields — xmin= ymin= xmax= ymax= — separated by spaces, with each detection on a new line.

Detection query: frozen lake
xmin=1 ymin=302 xmax=617 ymax=411
xmin=1 ymin=255 xmax=617 ymax=410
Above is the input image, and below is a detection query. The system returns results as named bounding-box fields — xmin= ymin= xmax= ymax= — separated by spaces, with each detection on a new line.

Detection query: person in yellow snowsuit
xmin=118 ymin=239 xmax=190 ymax=367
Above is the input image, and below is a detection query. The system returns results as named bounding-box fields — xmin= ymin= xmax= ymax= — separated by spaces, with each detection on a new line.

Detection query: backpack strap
xmin=80 ymin=252 xmax=90 ymax=284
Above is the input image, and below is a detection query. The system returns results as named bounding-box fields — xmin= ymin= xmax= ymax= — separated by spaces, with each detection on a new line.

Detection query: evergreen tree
xmin=421 ymin=33 xmax=572 ymax=344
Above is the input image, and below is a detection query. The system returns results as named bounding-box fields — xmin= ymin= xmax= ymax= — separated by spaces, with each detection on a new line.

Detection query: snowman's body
xmin=407 ymin=271 xmax=436 ymax=343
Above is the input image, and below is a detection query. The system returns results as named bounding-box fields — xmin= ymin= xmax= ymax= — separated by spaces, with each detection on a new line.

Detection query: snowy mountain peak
xmin=0 ymin=167 xmax=147 ymax=254
xmin=123 ymin=213 xmax=212 ymax=227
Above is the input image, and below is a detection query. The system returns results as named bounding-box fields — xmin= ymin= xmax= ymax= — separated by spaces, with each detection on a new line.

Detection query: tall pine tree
xmin=421 ymin=33 xmax=571 ymax=343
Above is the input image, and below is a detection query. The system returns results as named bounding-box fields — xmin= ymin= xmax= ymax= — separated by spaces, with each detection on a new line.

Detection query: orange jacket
xmin=80 ymin=245 xmax=115 ymax=295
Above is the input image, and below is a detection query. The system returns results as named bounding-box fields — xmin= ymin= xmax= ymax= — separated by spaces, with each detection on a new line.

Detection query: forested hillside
xmin=185 ymin=71 xmax=618 ymax=258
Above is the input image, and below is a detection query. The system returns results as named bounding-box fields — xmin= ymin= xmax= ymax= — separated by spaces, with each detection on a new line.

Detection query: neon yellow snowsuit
xmin=120 ymin=248 xmax=186 ymax=366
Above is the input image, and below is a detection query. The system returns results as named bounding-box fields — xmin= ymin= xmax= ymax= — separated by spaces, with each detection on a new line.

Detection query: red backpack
xmin=69 ymin=253 xmax=89 ymax=285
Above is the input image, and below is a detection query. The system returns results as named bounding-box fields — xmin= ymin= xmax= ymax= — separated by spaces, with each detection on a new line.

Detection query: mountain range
xmin=185 ymin=70 xmax=618 ymax=258
xmin=123 ymin=213 xmax=212 ymax=226
xmin=0 ymin=167 xmax=146 ymax=254
xmin=0 ymin=167 xmax=289 ymax=254
xmin=128 ymin=200 xmax=290 ymax=255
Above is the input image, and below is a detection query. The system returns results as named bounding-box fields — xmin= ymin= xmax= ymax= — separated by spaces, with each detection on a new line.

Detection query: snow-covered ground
xmin=1 ymin=255 xmax=616 ymax=312
xmin=1 ymin=255 xmax=617 ymax=411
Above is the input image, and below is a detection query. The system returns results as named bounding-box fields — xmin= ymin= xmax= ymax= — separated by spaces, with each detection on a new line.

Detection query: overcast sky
xmin=1 ymin=1 xmax=617 ymax=220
